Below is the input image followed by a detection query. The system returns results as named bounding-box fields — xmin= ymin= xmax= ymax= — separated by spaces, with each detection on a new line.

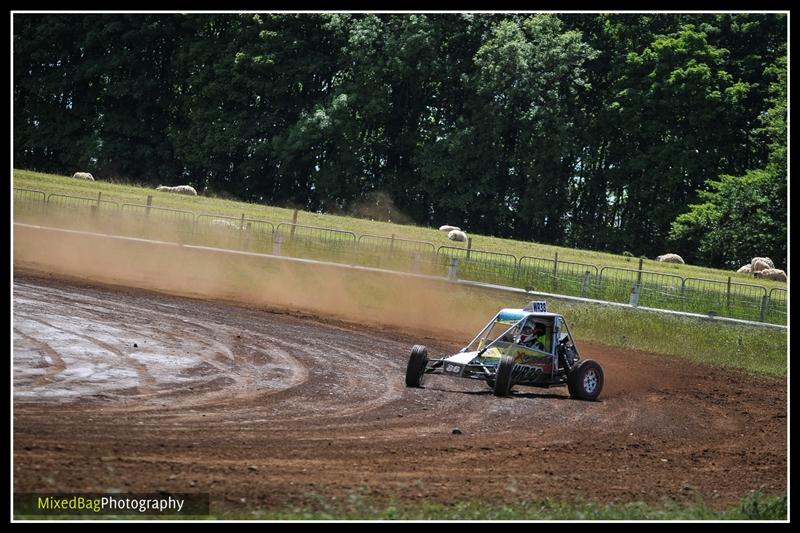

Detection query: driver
xmin=518 ymin=321 xmax=547 ymax=350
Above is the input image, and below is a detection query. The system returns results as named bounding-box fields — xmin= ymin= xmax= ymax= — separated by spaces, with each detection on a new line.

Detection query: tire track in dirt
xmin=13 ymin=327 xmax=66 ymax=386
xmin=23 ymin=316 xmax=158 ymax=390
xmin=15 ymin=281 xmax=317 ymax=414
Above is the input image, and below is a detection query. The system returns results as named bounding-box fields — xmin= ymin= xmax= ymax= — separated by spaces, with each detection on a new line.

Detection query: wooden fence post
xmin=290 ymin=208 xmax=298 ymax=241
xmin=552 ymin=252 xmax=559 ymax=290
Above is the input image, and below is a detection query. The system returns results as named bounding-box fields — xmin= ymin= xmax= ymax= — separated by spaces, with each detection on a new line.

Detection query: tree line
xmin=13 ymin=13 xmax=787 ymax=269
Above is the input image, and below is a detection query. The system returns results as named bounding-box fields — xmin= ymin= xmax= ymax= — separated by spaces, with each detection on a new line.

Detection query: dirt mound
xmin=13 ymin=274 xmax=786 ymax=513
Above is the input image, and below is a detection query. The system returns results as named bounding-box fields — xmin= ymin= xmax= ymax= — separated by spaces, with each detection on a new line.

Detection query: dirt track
xmin=13 ymin=273 xmax=786 ymax=513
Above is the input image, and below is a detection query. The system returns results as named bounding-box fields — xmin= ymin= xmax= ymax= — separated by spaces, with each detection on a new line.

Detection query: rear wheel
xmin=567 ymin=359 xmax=604 ymax=400
xmin=405 ymin=345 xmax=428 ymax=387
xmin=493 ymin=354 xmax=515 ymax=397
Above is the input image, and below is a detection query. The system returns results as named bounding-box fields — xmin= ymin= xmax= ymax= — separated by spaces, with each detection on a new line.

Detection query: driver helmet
xmin=518 ymin=322 xmax=536 ymax=344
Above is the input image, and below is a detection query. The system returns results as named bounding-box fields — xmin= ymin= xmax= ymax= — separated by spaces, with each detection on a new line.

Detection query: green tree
xmin=611 ymin=23 xmax=751 ymax=257
xmin=669 ymin=55 xmax=786 ymax=269
xmin=14 ymin=14 xmax=186 ymax=182
xmin=84 ymin=14 xmax=184 ymax=182
xmin=168 ymin=14 xmax=266 ymax=196
xmin=14 ymin=15 xmax=98 ymax=173
xmin=559 ymin=14 xmax=685 ymax=252
xmin=445 ymin=14 xmax=596 ymax=242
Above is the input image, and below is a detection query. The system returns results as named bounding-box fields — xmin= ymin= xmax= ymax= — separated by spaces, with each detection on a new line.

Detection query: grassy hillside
xmin=12 ymin=169 xmax=786 ymax=290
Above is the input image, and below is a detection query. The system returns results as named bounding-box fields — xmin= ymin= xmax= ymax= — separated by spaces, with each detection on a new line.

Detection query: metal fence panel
xmin=765 ymin=288 xmax=788 ymax=325
xmin=195 ymin=214 xmax=275 ymax=252
xmin=355 ymin=235 xmax=439 ymax=274
xmin=357 ymin=234 xmax=436 ymax=255
xmin=681 ymin=277 xmax=767 ymax=321
xmin=121 ymin=203 xmax=194 ymax=223
xmin=275 ymin=223 xmax=357 ymax=261
xmin=353 ymin=248 xmax=445 ymax=276
xmin=13 ymin=188 xmax=47 ymax=217
xmin=37 ymin=193 xmax=120 ymax=230
xmin=120 ymin=203 xmax=196 ymax=241
xmin=517 ymin=257 xmax=598 ymax=297
xmin=597 ymin=266 xmax=684 ymax=308
xmin=47 ymin=193 xmax=119 ymax=212
xmin=437 ymin=246 xmax=517 ymax=285
xmin=516 ymin=256 xmax=557 ymax=292
xmin=552 ymin=260 xmax=599 ymax=297
xmin=596 ymin=267 xmax=639 ymax=304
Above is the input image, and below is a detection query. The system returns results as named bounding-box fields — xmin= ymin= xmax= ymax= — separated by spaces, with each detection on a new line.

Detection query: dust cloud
xmin=345 ymin=191 xmax=414 ymax=225
xmin=13 ymin=219 xmax=527 ymax=342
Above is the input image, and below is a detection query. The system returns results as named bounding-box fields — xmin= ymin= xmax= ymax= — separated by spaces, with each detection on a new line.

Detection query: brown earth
xmin=13 ymin=272 xmax=787 ymax=515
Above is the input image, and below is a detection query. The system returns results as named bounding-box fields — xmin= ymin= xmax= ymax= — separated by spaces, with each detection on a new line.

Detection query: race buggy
xmin=405 ymin=301 xmax=603 ymax=400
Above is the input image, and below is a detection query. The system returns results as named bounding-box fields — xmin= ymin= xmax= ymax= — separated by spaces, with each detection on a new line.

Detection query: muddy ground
xmin=13 ymin=273 xmax=786 ymax=514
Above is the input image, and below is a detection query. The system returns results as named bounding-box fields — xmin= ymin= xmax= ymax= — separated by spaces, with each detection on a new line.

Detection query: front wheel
xmin=493 ymin=354 xmax=515 ymax=397
xmin=405 ymin=345 xmax=428 ymax=387
xmin=567 ymin=359 xmax=604 ymax=401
